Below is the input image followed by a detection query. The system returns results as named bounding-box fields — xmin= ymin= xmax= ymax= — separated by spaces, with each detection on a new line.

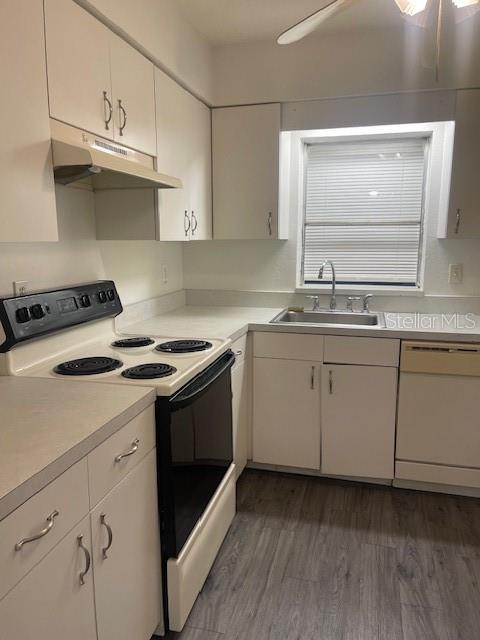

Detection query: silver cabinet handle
xmin=267 ymin=211 xmax=273 ymax=236
xmin=184 ymin=210 xmax=191 ymax=237
xmin=191 ymin=211 xmax=198 ymax=235
xmin=15 ymin=510 xmax=59 ymax=551
xmin=329 ymin=370 xmax=333 ymax=394
xmin=103 ymin=91 xmax=113 ymax=130
xmin=310 ymin=366 xmax=315 ymax=390
xmin=455 ymin=208 xmax=461 ymax=234
xmin=100 ymin=514 xmax=113 ymax=559
xmin=115 ymin=438 xmax=140 ymax=463
xmin=118 ymin=99 xmax=127 ymax=136
xmin=77 ymin=535 xmax=91 ymax=586
xmin=235 ymin=349 xmax=243 ymax=356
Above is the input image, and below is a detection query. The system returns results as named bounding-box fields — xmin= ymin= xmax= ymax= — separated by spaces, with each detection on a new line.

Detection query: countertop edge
xmin=247 ymin=321 xmax=480 ymax=342
xmin=0 ymin=389 xmax=156 ymax=522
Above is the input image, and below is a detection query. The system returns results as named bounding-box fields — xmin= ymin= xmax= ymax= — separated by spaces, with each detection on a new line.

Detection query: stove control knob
xmin=30 ymin=304 xmax=46 ymax=320
xmin=80 ymin=294 xmax=91 ymax=308
xmin=16 ymin=306 xmax=31 ymax=323
xmin=98 ymin=291 xmax=107 ymax=304
xmin=107 ymin=289 xmax=115 ymax=301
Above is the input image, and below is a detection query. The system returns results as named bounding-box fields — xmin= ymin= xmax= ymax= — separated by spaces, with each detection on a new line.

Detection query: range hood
xmin=50 ymin=119 xmax=182 ymax=190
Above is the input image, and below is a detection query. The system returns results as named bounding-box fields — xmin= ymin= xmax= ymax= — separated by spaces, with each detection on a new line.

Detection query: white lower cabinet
xmin=0 ymin=516 xmax=97 ymax=640
xmin=231 ymin=358 xmax=249 ymax=478
xmin=253 ymin=358 xmax=321 ymax=469
xmin=91 ymin=449 xmax=162 ymax=640
xmin=321 ymin=365 xmax=397 ymax=479
xmin=0 ymin=407 xmax=162 ymax=640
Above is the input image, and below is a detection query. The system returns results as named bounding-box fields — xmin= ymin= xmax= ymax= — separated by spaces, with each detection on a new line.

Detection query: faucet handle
xmin=362 ymin=294 xmax=373 ymax=312
xmin=306 ymin=295 xmax=320 ymax=311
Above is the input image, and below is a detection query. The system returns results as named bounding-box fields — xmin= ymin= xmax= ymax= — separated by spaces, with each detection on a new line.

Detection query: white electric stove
xmin=0 ymin=280 xmax=236 ymax=634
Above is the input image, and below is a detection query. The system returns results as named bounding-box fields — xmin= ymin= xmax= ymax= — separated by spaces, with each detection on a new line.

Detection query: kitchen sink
xmin=270 ymin=309 xmax=385 ymax=327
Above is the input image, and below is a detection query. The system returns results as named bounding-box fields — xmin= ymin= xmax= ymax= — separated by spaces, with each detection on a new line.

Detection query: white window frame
xmin=293 ymin=122 xmax=454 ymax=295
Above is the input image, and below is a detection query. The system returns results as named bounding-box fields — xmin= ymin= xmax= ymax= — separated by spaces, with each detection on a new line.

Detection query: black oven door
xmin=156 ymin=350 xmax=235 ymax=558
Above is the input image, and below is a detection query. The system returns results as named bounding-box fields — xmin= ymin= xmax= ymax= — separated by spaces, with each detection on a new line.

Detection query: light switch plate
xmin=448 ymin=263 xmax=463 ymax=284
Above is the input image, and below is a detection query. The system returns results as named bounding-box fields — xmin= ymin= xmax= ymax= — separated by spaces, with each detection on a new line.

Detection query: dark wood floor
xmin=167 ymin=470 xmax=480 ymax=640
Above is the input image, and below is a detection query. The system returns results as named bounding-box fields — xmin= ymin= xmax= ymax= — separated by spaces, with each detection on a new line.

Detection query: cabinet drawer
xmin=0 ymin=458 xmax=89 ymax=600
xmin=231 ymin=334 xmax=248 ymax=364
xmin=253 ymin=331 xmax=324 ymax=361
xmin=324 ymin=336 xmax=399 ymax=367
xmin=88 ymin=405 xmax=155 ymax=507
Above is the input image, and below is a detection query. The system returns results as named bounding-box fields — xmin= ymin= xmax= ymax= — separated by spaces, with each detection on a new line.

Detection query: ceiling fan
xmin=277 ymin=0 xmax=479 ymax=45
xmin=277 ymin=0 xmax=479 ymax=78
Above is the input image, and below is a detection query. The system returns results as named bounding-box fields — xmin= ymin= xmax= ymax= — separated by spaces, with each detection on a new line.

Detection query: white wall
xmin=0 ymin=186 xmax=184 ymax=305
xmin=78 ymin=0 xmax=214 ymax=103
xmin=0 ymin=0 xmax=212 ymax=305
xmin=213 ymin=7 xmax=480 ymax=105
xmin=183 ymin=112 xmax=480 ymax=300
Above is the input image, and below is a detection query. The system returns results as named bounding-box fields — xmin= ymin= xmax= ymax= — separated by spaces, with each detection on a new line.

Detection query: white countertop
xmin=123 ymin=305 xmax=480 ymax=344
xmin=0 ymin=377 xmax=155 ymax=521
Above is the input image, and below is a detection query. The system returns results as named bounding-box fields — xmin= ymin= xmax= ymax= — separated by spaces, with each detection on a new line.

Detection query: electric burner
xmin=121 ymin=363 xmax=177 ymax=380
xmin=54 ymin=356 xmax=123 ymax=376
xmin=155 ymin=339 xmax=213 ymax=354
xmin=111 ymin=337 xmax=155 ymax=348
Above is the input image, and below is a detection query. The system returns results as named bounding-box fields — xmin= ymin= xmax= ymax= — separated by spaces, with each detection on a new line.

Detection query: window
xmin=301 ymin=135 xmax=428 ymax=288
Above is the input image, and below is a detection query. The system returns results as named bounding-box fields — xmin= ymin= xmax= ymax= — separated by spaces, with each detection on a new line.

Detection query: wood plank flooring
xmin=166 ymin=470 xmax=480 ymax=640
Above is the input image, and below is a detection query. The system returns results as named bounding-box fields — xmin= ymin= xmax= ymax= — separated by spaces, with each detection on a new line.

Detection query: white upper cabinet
xmin=110 ymin=34 xmax=156 ymax=156
xmin=212 ymin=103 xmax=282 ymax=240
xmin=445 ymin=89 xmax=480 ymax=237
xmin=155 ymin=68 xmax=212 ymax=241
xmin=44 ymin=0 xmax=156 ymax=155
xmin=0 ymin=0 xmax=57 ymax=241
xmin=45 ymin=0 xmax=112 ymax=139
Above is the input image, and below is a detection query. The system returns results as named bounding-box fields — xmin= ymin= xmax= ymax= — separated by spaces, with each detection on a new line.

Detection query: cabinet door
xmin=231 ymin=360 xmax=249 ymax=478
xmin=212 ymin=103 xmax=281 ymax=239
xmin=0 ymin=516 xmax=96 ymax=640
xmin=44 ymin=0 xmax=112 ymax=139
xmin=447 ymin=89 xmax=480 ymax=237
xmin=155 ymin=68 xmax=193 ymax=240
xmin=253 ymin=358 xmax=321 ymax=469
xmin=321 ymin=365 xmax=397 ymax=479
xmin=189 ymin=99 xmax=212 ymax=240
xmin=91 ymin=449 xmax=162 ymax=640
xmin=0 ymin=0 xmax=57 ymax=241
xmin=110 ymin=34 xmax=156 ymax=155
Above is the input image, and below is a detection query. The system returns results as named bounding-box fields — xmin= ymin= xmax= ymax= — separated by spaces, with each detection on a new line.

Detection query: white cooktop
xmin=10 ymin=330 xmax=231 ymax=396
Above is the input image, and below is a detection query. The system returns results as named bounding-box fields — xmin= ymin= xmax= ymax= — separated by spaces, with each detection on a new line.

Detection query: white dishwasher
xmin=396 ymin=341 xmax=480 ymax=489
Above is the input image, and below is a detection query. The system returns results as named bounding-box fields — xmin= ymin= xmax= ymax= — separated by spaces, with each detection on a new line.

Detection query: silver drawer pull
xmin=100 ymin=514 xmax=113 ymax=559
xmin=115 ymin=438 xmax=140 ymax=463
xmin=77 ymin=535 xmax=91 ymax=585
xmin=235 ymin=350 xmax=243 ymax=356
xmin=15 ymin=510 xmax=59 ymax=551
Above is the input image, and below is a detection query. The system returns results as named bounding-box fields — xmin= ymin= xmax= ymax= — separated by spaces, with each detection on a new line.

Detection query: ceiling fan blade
xmin=277 ymin=0 xmax=355 ymax=45
xmin=394 ymin=0 xmax=428 ymax=16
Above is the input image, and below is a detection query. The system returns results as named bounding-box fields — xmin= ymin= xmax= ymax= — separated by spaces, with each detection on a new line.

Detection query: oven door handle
xmin=170 ymin=350 xmax=235 ymax=410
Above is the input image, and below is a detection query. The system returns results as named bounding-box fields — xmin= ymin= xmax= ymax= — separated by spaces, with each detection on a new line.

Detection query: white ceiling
xmin=175 ymin=0 xmax=404 ymax=46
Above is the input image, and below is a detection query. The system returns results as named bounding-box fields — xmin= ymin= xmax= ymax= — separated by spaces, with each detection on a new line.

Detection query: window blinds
xmin=302 ymin=137 xmax=427 ymax=285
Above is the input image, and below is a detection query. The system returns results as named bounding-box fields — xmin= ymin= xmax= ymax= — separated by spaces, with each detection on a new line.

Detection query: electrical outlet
xmin=448 ymin=263 xmax=463 ymax=284
xmin=13 ymin=280 xmax=28 ymax=296
xmin=161 ymin=265 xmax=168 ymax=284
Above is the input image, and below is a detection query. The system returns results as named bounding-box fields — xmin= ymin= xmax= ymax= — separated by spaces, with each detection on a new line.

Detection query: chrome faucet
xmin=318 ymin=260 xmax=336 ymax=310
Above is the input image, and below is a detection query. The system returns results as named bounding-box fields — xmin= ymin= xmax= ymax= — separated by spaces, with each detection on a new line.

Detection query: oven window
xmin=169 ymin=366 xmax=233 ymax=555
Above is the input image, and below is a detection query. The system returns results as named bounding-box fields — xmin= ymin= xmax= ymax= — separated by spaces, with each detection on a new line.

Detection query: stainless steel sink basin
xmin=270 ymin=309 xmax=385 ymax=327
